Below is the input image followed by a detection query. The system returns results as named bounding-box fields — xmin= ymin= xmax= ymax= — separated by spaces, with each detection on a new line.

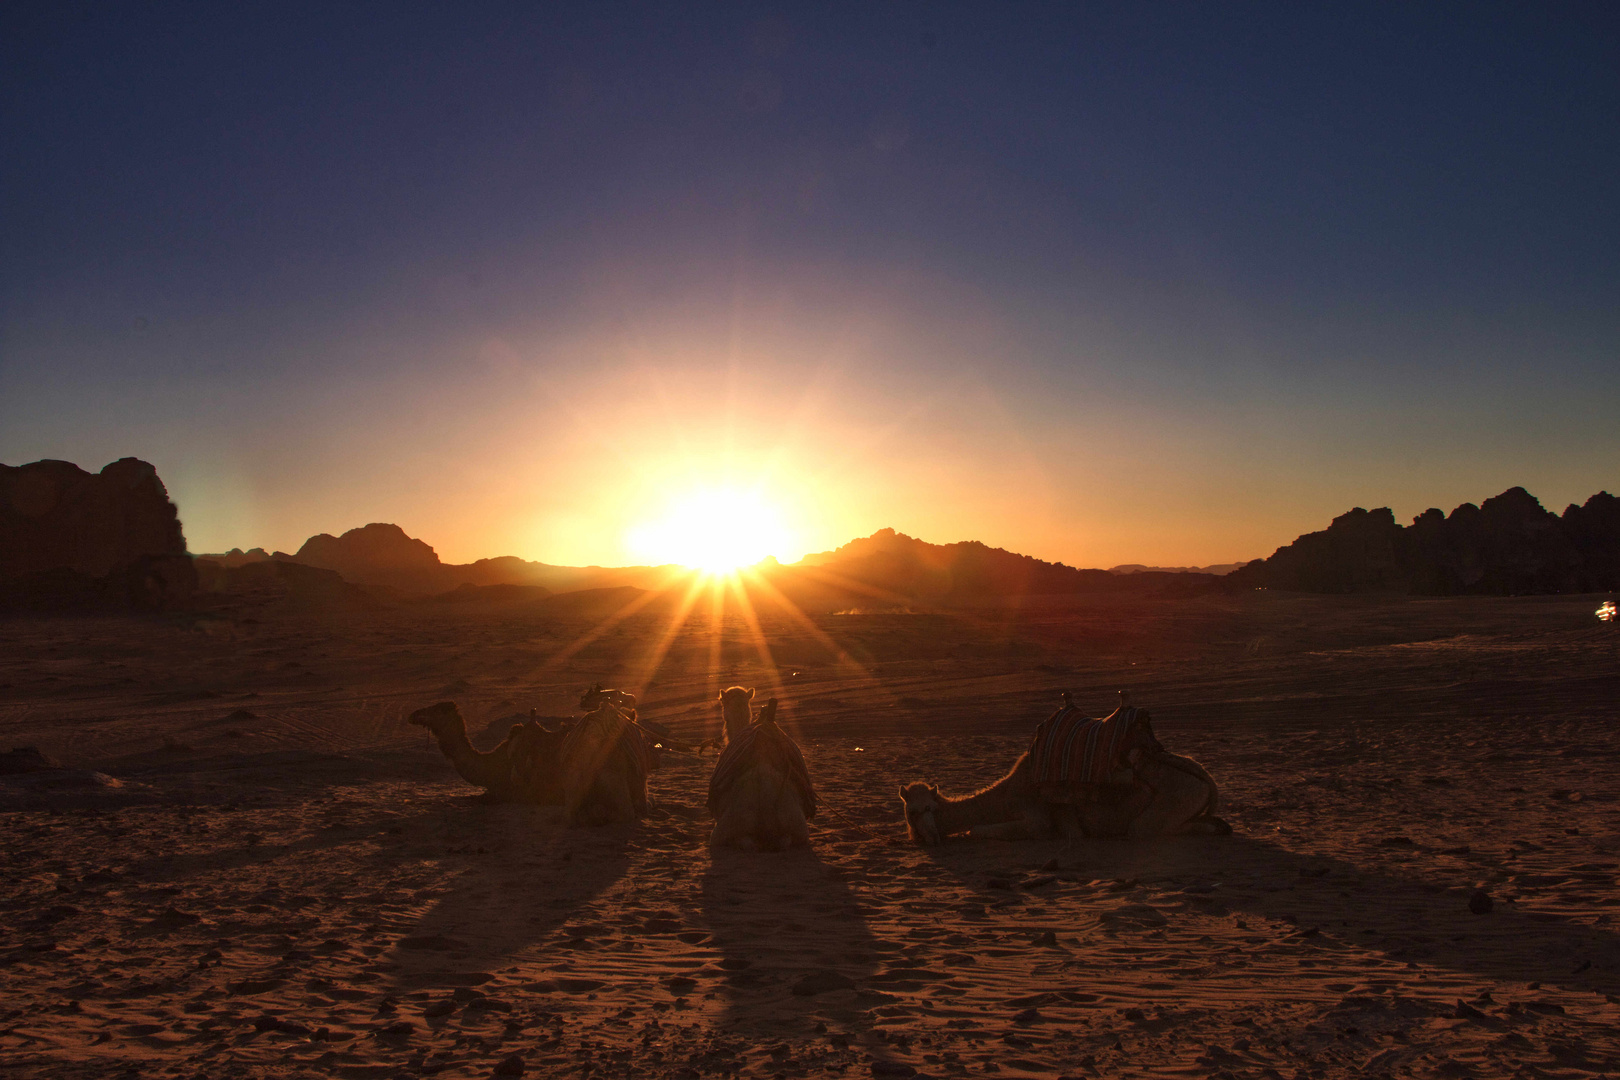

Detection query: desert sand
xmin=2 ymin=588 xmax=1617 ymax=1078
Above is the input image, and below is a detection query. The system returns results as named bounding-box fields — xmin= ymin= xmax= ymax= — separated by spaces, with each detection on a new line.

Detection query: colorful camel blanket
xmin=1029 ymin=704 xmax=1161 ymax=790
xmin=562 ymin=707 xmax=654 ymax=779
xmin=707 ymin=722 xmax=817 ymax=819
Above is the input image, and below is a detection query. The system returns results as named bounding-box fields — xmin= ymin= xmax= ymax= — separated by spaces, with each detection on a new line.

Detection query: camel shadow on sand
xmin=372 ymin=797 xmax=633 ymax=999
xmin=697 ymin=846 xmax=886 ymax=1035
xmin=910 ymin=830 xmax=1619 ymax=996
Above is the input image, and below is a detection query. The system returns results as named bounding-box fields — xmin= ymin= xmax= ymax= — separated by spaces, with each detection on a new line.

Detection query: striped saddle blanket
xmin=562 ymin=706 xmax=654 ymax=779
xmin=707 ymin=722 xmax=817 ymax=819
xmin=1029 ymin=704 xmax=1160 ymax=790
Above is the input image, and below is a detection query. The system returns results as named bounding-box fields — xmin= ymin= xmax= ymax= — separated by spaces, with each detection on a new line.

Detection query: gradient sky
xmin=3 ymin=3 xmax=1617 ymax=568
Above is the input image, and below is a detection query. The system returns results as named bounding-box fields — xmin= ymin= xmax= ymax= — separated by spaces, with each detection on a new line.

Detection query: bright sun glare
xmin=625 ymin=487 xmax=797 ymax=573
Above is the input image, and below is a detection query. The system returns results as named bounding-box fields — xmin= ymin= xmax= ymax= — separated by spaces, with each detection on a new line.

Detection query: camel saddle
xmin=564 ymin=706 xmax=654 ymax=779
xmin=1029 ymin=704 xmax=1162 ymax=804
xmin=706 ymin=721 xmax=817 ymax=820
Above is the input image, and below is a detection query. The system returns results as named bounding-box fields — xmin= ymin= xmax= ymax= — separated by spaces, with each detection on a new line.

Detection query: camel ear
xmin=897 ymin=784 xmax=907 ymax=798
xmin=928 ymin=784 xmax=940 ymax=796
xmin=747 ymin=687 xmax=755 ymax=699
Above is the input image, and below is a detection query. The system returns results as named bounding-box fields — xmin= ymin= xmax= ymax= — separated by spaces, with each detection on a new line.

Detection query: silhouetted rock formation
xmin=197 ymin=523 xmax=686 ymax=596
xmin=199 ymin=547 xmax=272 ymax=567
xmin=0 ymin=458 xmax=197 ymax=609
xmin=294 ymin=523 xmax=439 ymax=579
xmin=1109 ymin=562 xmax=1248 ymax=576
xmin=1229 ymin=487 xmax=1620 ymax=595
xmin=779 ymin=528 xmax=1217 ymax=608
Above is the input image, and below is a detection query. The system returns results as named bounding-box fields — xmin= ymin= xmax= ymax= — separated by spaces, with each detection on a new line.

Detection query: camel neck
xmin=721 ymin=707 xmax=752 ymax=745
xmin=433 ymin=723 xmax=499 ymax=788
xmin=936 ymin=758 xmax=1027 ymax=835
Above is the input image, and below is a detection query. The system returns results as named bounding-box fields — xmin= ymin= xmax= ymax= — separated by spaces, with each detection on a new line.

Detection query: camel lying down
xmin=408 ymin=701 xmax=571 ymax=805
xmin=899 ymin=695 xmax=1230 ymax=845
xmin=408 ymin=695 xmax=651 ymax=825
xmin=708 ymin=687 xmax=818 ymax=852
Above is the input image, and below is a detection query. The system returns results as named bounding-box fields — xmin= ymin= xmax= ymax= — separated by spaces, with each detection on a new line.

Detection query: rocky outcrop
xmin=294 ymin=523 xmax=440 ymax=579
xmin=200 ymin=547 xmax=273 ymax=567
xmin=1230 ymin=487 xmax=1619 ymax=595
xmin=0 ymin=458 xmax=197 ymax=609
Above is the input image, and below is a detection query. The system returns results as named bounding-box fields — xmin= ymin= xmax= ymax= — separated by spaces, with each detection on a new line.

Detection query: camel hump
xmin=707 ymin=720 xmax=817 ymax=819
xmin=1030 ymin=703 xmax=1157 ymax=789
xmin=562 ymin=702 xmax=652 ymax=780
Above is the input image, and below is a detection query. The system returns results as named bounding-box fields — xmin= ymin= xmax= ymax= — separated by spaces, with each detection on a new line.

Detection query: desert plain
xmin=2 ymin=586 xmax=1617 ymax=1079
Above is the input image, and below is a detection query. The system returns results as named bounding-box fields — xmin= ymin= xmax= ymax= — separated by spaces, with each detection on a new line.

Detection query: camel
xmin=408 ymin=702 xmax=571 ymax=804
xmin=898 ymin=693 xmax=1228 ymax=845
xmin=578 ymin=682 xmax=720 ymax=757
xmin=557 ymin=699 xmax=652 ymax=826
xmin=707 ymin=688 xmax=817 ymax=851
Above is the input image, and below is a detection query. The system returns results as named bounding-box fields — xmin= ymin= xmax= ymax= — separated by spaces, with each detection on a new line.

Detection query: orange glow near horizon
xmin=623 ymin=485 xmax=801 ymax=572
xmin=504 ymin=561 xmax=896 ymax=738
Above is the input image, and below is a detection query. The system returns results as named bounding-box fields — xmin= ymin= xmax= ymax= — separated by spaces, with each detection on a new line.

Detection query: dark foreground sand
xmin=2 ymin=590 xmax=1617 ymax=1078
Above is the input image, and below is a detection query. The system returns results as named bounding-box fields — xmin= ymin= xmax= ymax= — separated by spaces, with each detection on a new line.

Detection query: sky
xmin=3 ymin=3 xmax=1617 ymax=569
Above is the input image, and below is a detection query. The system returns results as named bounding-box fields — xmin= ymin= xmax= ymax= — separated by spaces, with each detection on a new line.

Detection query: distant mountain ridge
xmin=778 ymin=527 xmax=1218 ymax=606
xmin=197 ymin=484 xmax=1620 ymax=608
xmin=201 ymin=522 xmax=1225 ymax=608
xmin=1230 ymin=486 xmax=1620 ymax=595
xmin=1109 ymin=562 xmax=1248 ymax=576
xmin=199 ymin=522 xmax=686 ymax=597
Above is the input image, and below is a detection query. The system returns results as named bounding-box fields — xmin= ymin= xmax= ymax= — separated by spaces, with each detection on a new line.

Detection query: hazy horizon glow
xmin=625 ymin=485 xmax=802 ymax=571
xmin=3 ymin=5 xmax=1616 ymax=570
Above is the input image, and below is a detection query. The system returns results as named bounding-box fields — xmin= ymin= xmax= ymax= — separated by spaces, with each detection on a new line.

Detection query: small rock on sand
xmin=493 ymin=1053 xmax=525 ymax=1076
xmin=1468 ymin=889 xmax=1494 ymax=914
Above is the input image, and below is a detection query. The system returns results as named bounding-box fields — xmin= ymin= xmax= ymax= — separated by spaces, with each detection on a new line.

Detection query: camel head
xmin=718 ymin=686 xmax=755 ymax=742
xmin=898 ymin=781 xmax=944 ymax=845
xmin=407 ymin=701 xmax=465 ymax=735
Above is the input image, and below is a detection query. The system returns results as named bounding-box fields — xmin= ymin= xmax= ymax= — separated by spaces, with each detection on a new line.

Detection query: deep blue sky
xmin=3 ymin=3 xmax=1617 ymax=565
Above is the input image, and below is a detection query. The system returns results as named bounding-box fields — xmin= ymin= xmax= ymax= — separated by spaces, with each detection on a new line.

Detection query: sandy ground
xmin=2 ymin=589 xmax=1618 ymax=1079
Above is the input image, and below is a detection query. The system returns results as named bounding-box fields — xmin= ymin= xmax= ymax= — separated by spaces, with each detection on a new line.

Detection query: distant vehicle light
xmin=1599 ymin=601 xmax=1617 ymax=623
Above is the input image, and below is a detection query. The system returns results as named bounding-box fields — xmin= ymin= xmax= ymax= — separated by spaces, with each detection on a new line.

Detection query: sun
xmin=625 ymin=486 xmax=798 ymax=573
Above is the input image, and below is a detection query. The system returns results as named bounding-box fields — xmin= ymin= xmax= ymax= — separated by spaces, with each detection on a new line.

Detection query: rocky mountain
xmin=1109 ymin=562 xmax=1248 ymax=576
xmin=1229 ymin=487 xmax=1620 ymax=595
xmin=0 ymin=458 xmax=197 ymax=609
xmin=199 ymin=522 xmax=685 ymax=597
xmin=774 ymin=528 xmax=1218 ymax=608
